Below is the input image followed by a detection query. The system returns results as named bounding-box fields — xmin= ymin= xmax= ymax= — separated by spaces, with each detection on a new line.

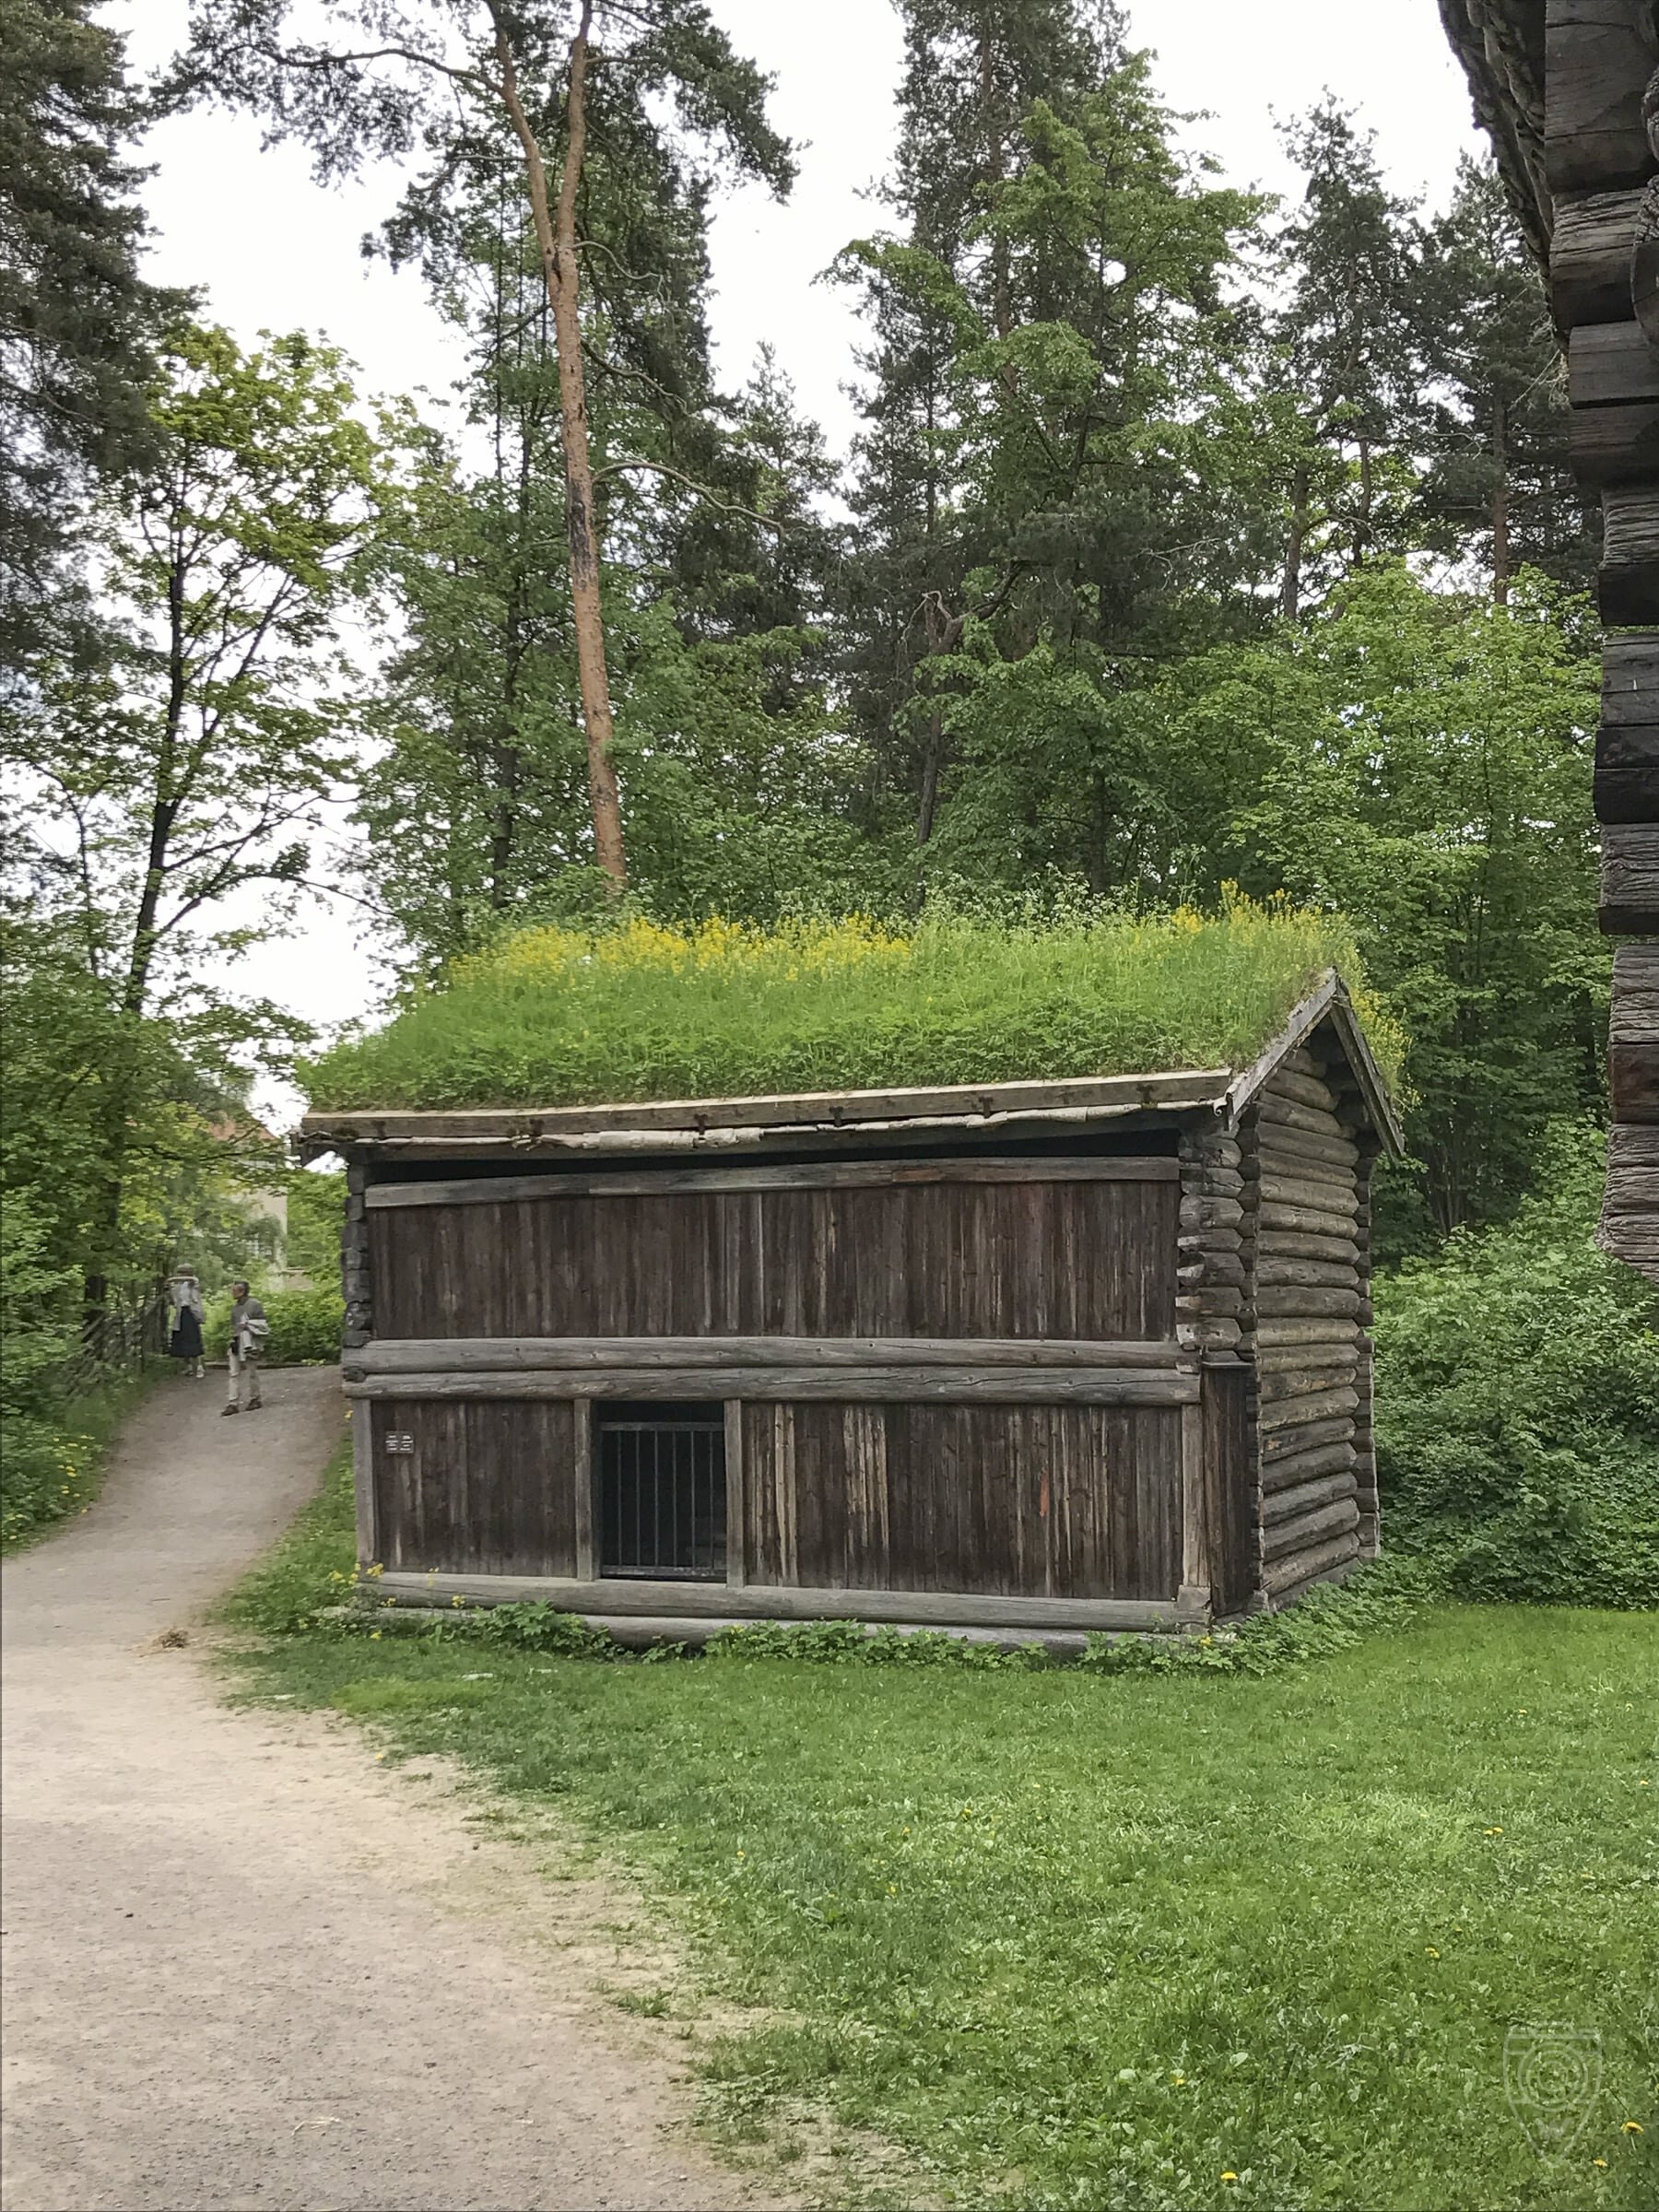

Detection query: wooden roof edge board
xmin=362 ymin=1155 xmax=1183 ymax=1207
xmin=1222 ymin=971 xmax=1407 ymax=1159
xmin=300 ymin=1068 xmax=1235 ymax=1148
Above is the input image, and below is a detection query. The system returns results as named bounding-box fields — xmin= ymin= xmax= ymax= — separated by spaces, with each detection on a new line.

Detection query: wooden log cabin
xmin=300 ymin=972 xmax=1403 ymax=1645
xmin=1441 ymin=0 xmax=1659 ymax=1279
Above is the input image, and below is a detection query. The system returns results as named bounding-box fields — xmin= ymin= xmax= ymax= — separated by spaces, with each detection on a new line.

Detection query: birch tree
xmin=177 ymin=0 xmax=794 ymax=889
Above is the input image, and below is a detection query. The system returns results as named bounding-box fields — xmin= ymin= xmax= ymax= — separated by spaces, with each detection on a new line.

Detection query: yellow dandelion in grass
xmin=1624 ymin=2122 xmax=1645 ymax=2135
xmin=1594 ymin=2157 xmax=1609 ymax=2169
xmin=1221 ymin=2174 xmax=1239 ymax=2186
xmin=1484 ymin=1826 xmax=1503 ymax=1836
xmin=1425 ymin=1947 xmax=1441 ymax=1959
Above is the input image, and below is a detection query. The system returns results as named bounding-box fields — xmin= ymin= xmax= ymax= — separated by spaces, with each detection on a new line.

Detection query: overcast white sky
xmin=117 ymin=0 xmax=1487 ymax=1126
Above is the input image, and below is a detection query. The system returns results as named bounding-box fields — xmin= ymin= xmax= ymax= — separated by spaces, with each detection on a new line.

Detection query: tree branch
xmin=589 ymin=457 xmax=790 ymax=532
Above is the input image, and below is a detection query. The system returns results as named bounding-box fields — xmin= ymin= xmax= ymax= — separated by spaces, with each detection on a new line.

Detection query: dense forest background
xmin=1 ymin=0 xmax=1638 ymax=1553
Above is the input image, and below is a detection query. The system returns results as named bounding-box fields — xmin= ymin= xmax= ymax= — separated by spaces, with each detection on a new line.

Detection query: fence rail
xmin=40 ymin=1287 xmax=171 ymax=1405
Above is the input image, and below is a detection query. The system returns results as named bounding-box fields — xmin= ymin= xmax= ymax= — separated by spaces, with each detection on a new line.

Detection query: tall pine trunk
xmin=495 ymin=4 xmax=627 ymax=888
xmin=1490 ymin=394 xmax=1510 ymax=606
xmin=1279 ymin=464 xmax=1310 ymax=619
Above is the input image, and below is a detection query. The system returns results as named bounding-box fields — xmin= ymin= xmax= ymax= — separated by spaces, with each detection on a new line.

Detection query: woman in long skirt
xmin=168 ymin=1265 xmax=206 ymax=1380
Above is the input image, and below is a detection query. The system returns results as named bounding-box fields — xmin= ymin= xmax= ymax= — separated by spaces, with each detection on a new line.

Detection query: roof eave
xmin=1224 ymin=969 xmax=1406 ymax=1160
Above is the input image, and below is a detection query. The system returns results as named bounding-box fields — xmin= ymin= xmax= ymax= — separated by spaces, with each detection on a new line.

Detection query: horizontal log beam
xmin=365 ymin=1155 xmax=1182 ymax=1208
xmin=1600 ymin=822 xmax=1659 ymax=931
xmin=1255 ymin=1173 xmax=1359 ymax=1216
xmin=1260 ymin=1414 xmax=1356 ymax=1465
xmin=1258 ymin=1201 xmax=1363 ymax=1241
xmin=1546 ymin=2 xmax=1658 ymax=195
xmin=1594 ymin=722 xmax=1659 ymax=821
xmin=1256 ymin=1384 xmax=1361 ymax=1432
xmin=304 ymin=1071 xmax=1231 ymax=1152
xmin=1255 ymin=1095 xmax=1355 ymax=1142
xmin=1262 ymin=1499 xmax=1360 ymax=1565
xmin=346 ymin=1365 xmax=1202 ymax=1406
xmin=1254 ymin=1288 xmax=1362 ymax=1319
xmin=1570 ymin=395 xmax=1659 ymax=482
xmin=368 ymin=1573 xmax=1183 ymax=1632
xmin=1253 ymin=1318 xmax=1362 ymax=1349
xmin=1599 ymin=483 xmax=1659 ymax=623
xmin=1603 ymin=630 xmax=1659 ymax=716
xmin=1263 ymin=1531 xmax=1360 ymax=1602
xmin=351 ymin=1335 xmax=1187 ymax=1376
xmin=1256 ymin=1256 xmax=1362 ymax=1290
xmin=1610 ymin=955 xmax=1659 ymax=1124
xmin=1552 ymin=184 xmax=1643 ymax=328
xmin=1259 ymin=1439 xmax=1359 ymax=1494
xmin=1255 ymin=1230 xmax=1361 ymax=1265
xmin=1570 ymin=319 xmax=1659 ymax=406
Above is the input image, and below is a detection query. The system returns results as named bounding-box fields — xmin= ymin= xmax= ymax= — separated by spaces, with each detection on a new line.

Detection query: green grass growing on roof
xmin=304 ymin=893 xmax=1406 ymax=1112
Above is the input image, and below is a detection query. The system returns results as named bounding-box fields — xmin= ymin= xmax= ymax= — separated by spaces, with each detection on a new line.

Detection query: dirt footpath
xmin=1 ymin=1369 xmax=773 ymax=2212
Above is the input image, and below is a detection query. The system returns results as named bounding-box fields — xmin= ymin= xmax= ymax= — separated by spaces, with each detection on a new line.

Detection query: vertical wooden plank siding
xmin=1201 ymin=1360 xmax=1254 ymax=1617
xmin=351 ymin=1403 xmax=377 ymax=1568
xmin=368 ymin=1397 xmax=582 ymax=1577
xmin=724 ymin=1400 xmax=747 ymax=1590
xmin=738 ymin=1400 xmax=1182 ymax=1601
xmin=571 ymin=1398 xmax=595 ymax=1583
xmin=368 ymin=1176 xmax=1178 ymax=1343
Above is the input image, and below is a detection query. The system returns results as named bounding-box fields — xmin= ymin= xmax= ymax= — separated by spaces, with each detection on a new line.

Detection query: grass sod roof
xmin=304 ymin=901 xmax=1407 ymax=1129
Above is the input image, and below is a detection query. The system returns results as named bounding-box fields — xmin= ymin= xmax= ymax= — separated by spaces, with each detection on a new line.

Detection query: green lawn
xmin=227 ymin=1474 xmax=1657 ymax=2211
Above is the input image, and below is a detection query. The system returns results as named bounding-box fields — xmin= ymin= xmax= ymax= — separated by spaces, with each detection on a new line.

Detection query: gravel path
xmin=2 ymin=1369 xmax=771 ymax=2212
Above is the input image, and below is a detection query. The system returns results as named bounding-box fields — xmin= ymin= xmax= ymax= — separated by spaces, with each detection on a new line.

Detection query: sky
xmin=117 ymin=0 xmax=1488 ymax=1127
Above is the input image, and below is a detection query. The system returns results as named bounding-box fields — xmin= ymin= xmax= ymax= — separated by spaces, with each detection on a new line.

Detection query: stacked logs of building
xmin=1553 ymin=3 xmax=1659 ymax=1279
xmin=1241 ymin=1043 xmax=1377 ymax=1608
xmin=1441 ymin=0 xmax=1659 ymax=1281
xmin=1175 ymin=1031 xmax=1380 ymax=1614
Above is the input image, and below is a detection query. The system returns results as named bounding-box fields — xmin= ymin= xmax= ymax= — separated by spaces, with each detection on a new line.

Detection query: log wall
xmin=1236 ymin=1040 xmax=1372 ymax=1608
xmin=1545 ymin=6 xmax=1659 ymax=1282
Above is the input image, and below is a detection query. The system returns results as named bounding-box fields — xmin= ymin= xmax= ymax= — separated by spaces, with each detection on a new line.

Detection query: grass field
xmin=225 ymin=1463 xmax=1656 ymax=2211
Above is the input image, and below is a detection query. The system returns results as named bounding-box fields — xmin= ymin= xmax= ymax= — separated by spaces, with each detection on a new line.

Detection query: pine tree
xmin=0 ymin=0 xmax=179 ymax=666
xmin=1268 ymin=100 xmax=1424 ymax=618
xmin=836 ymin=0 xmax=1264 ymax=875
xmin=1414 ymin=154 xmax=1594 ymax=601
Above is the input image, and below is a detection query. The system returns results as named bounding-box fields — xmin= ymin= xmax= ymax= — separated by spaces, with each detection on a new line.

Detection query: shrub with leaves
xmin=205 ymin=1286 xmax=343 ymax=1366
xmin=1374 ymin=1124 xmax=1659 ymax=1606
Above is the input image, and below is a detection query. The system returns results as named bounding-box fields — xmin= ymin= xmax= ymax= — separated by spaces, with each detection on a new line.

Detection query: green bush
xmin=205 ymin=1286 xmax=344 ymax=1366
xmin=1374 ymin=1124 xmax=1659 ymax=1607
xmin=304 ymin=898 xmax=1406 ymax=1111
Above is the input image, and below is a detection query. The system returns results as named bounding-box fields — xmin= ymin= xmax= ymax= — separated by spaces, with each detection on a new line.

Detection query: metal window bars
xmin=597 ymin=1409 xmax=726 ymax=1580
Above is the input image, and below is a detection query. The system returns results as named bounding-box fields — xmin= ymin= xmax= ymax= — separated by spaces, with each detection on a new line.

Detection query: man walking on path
xmin=223 ymin=1281 xmax=268 ymax=1415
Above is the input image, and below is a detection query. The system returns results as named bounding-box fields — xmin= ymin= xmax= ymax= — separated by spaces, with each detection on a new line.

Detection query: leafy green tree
xmin=6 ymin=323 xmax=385 ymax=1290
xmin=1158 ymin=561 xmax=1605 ymax=1243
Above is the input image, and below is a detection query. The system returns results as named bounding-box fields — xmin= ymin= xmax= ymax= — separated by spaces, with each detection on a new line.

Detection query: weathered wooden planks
xmin=368 ymin=1398 xmax=582 ymax=1578
xmin=739 ymin=1400 xmax=1184 ymax=1604
xmin=1600 ymin=482 xmax=1659 ymax=621
xmin=369 ymin=1174 xmax=1180 ymax=1343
